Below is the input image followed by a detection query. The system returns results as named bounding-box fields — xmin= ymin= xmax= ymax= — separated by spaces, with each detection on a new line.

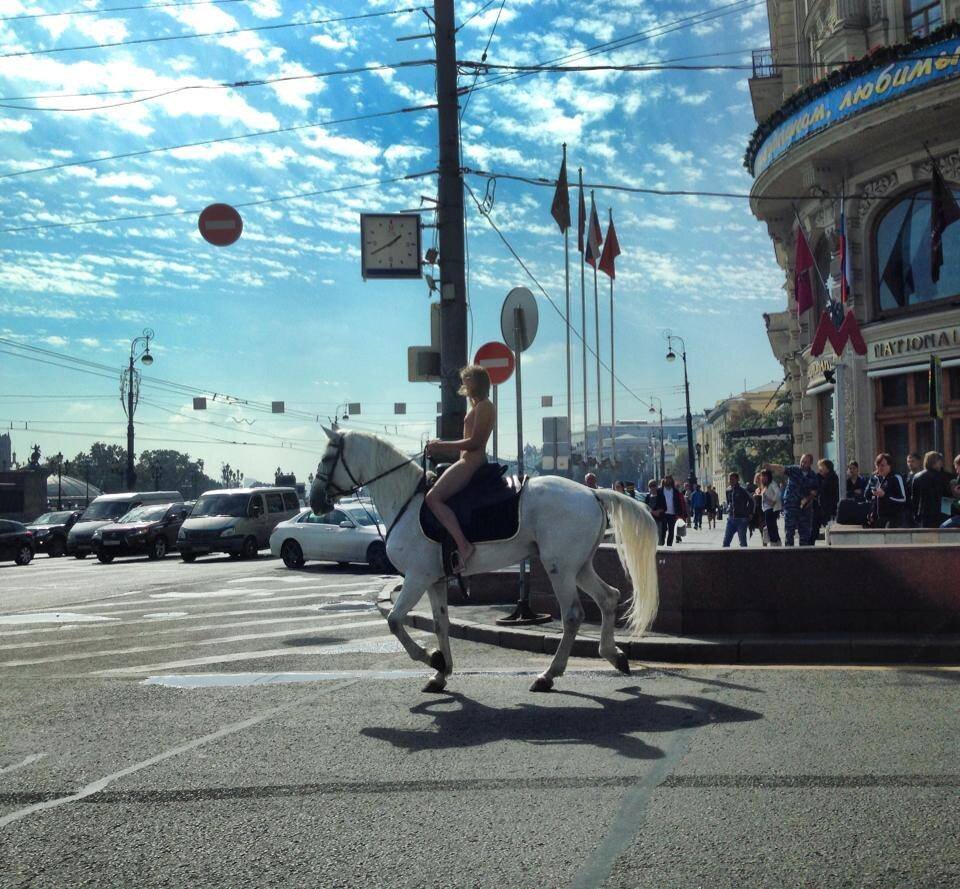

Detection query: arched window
xmin=874 ymin=184 xmax=960 ymax=314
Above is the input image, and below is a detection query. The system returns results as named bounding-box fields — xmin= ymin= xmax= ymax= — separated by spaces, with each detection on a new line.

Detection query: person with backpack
xmin=723 ymin=472 xmax=755 ymax=548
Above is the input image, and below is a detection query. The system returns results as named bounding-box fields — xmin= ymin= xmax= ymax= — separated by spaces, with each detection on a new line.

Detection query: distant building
xmin=0 ymin=433 xmax=12 ymax=471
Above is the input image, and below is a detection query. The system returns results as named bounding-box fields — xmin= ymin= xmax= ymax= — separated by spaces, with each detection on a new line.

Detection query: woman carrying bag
xmin=759 ymin=468 xmax=782 ymax=546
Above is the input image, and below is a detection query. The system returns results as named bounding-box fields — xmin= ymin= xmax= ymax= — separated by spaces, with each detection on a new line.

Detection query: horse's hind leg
xmin=531 ymin=569 xmax=583 ymax=693
xmin=386 ymin=572 xmax=432 ymax=668
xmin=423 ymin=581 xmax=452 ymax=693
xmin=577 ymin=563 xmax=630 ymax=675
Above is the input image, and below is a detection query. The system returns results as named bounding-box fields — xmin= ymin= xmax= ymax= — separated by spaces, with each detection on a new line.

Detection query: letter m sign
xmin=810 ymin=309 xmax=867 ymax=357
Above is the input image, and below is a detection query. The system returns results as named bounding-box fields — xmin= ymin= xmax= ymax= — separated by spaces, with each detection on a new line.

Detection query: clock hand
xmin=370 ymin=234 xmax=402 ymax=255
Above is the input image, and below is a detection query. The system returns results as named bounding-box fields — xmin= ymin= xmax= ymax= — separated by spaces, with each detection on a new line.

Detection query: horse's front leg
xmin=423 ymin=581 xmax=452 ymax=693
xmin=386 ymin=573 xmax=433 ymax=667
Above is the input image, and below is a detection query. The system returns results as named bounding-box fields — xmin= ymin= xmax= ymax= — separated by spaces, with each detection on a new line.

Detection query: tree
xmin=723 ymin=403 xmax=793 ymax=482
xmin=67 ymin=443 xmax=128 ymax=493
xmin=221 ymin=463 xmax=243 ymax=487
xmin=135 ymin=449 xmax=218 ymax=497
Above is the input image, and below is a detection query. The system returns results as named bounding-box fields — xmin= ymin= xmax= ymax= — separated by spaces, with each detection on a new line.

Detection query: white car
xmin=269 ymin=505 xmax=394 ymax=572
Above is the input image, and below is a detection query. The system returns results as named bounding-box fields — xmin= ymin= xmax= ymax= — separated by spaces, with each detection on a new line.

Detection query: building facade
xmin=747 ymin=4 xmax=960 ymax=469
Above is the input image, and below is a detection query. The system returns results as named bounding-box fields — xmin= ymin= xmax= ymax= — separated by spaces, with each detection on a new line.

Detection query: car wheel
xmin=241 ymin=536 xmax=259 ymax=560
xmin=48 ymin=538 xmax=66 ymax=558
xmin=14 ymin=544 xmax=33 ymax=566
xmin=180 ymin=553 xmax=197 ymax=563
xmin=148 ymin=537 xmax=167 ymax=560
xmin=281 ymin=540 xmax=304 ymax=570
xmin=73 ymin=552 xmax=87 ymax=560
xmin=366 ymin=542 xmax=394 ymax=573
xmin=97 ymin=552 xmax=114 ymax=564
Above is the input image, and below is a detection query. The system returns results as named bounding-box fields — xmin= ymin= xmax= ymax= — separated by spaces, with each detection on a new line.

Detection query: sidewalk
xmin=378 ymin=583 xmax=960 ymax=666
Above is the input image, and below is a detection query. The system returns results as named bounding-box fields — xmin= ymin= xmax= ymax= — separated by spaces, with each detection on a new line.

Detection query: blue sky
xmin=0 ymin=0 xmax=784 ymax=482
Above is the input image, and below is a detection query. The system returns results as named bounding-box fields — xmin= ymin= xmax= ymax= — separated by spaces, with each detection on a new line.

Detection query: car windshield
xmin=191 ymin=493 xmax=250 ymax=517
xmin=119 ymin=505 xmax=170 ymax=524
xmin=31 ymin=512 xmax=73 ymax=525
xmin=81 ymin=500 xmax=131 ymax=521
xmin=345 ymin=507 xmax=381 ymax=527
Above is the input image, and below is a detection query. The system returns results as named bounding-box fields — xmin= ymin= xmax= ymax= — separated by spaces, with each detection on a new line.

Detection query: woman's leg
xmin=425 ymin=459 xmax=480 ymax=567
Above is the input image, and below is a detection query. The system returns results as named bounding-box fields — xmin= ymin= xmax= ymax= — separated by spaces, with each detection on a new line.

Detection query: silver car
xmin=269 ymin=504 xmax=394 ymax=572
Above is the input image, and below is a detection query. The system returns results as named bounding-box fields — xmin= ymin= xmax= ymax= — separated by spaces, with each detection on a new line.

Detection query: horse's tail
xmin=594 ymin=490 xmax=660 ymax=637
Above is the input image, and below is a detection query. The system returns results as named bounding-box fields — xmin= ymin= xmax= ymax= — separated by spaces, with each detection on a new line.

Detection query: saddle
xmin=419 ymin=463 xmax=526 ymax=575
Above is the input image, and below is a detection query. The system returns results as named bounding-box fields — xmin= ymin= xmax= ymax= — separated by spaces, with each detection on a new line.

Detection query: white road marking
xmin=0 ymin=753 xmax=46 ymax=775
xmin=96 ymin=630 xmax=405 ymax=674
xmin=0 ymin=613 xmax=118 ymax=625
xmin=0 ymin=618 xmax=383 ymax=668
xmin=142 ymin=612 xmax=189 ymax=619
xmin=144 ymin=668 xmax=432 ymax=688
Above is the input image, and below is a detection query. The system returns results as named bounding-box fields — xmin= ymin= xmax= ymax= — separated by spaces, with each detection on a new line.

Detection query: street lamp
xmin=55 ymin=451 xmax=63 ymax=509
xmin=665 ymin=332 xmax=696 ymax=486
xmin=648 ymin=397 xmax=666 ymax=481
xmin=123 ymin=328 xmax=154 ymax=492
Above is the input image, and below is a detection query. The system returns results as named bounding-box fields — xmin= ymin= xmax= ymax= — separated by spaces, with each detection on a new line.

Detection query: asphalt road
xmin=1 ymin=551 xmax=958 ymax=888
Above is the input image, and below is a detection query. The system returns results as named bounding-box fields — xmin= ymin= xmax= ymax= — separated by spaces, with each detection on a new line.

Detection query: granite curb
xmin=375 ymin=581 xmax=960 ymax=665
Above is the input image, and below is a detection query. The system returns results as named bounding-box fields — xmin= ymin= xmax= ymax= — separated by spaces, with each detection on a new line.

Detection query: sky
xmin=0 ymin=0 xmax=785 ymax=483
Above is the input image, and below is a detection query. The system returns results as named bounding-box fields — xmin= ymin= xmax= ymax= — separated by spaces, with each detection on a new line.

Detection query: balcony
xmin=751 ymin=49 xmax=778 ymax=79
xmin=749 ymin=48 xmax=783 ymax=124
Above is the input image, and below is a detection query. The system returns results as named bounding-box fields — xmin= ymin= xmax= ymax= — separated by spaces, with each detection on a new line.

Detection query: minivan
xmin=67 ymin=491 xmax=184 ymax=558
xmin=177 ymin=487 xmax=300 ymax=561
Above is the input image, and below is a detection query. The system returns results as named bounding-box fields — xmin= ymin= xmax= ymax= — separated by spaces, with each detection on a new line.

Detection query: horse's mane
xmin=341 ymin=430 xmax=421 ymax=519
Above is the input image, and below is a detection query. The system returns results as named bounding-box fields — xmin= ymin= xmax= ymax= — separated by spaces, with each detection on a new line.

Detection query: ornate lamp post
xmin=55 ymin=451 xmax=64 ymax=509
xmin=648 ymin=396 xmax=666 ymax=481
xmin=123 ymin=329 xmax=154 ymax=491
xmin=665 ymin=333 xmax=696 ymax=486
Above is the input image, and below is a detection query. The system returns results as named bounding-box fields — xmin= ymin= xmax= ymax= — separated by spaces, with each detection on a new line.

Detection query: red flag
xmin=551 ymin=146 xmax=570 ymax=233
xmin=584 ymin=193 xmax=603 ymax=268
xmin=598 ymin=212 xmax=620 ymax=279
xmin=577 ymin=173 xmax=586 ymax=253
xmin=930 ymin=163 xmax=960 ymax=283
xmin=794 ymin=224 xmax=814 ymax=314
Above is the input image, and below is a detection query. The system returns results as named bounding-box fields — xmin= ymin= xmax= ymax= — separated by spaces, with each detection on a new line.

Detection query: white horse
xmin=310 ymin=429 xmax=659 ymax=693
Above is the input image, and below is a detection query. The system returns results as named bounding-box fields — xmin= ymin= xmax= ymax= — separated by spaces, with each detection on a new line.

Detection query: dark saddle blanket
xmin=419 ymin=463 xmax=524 ymax=546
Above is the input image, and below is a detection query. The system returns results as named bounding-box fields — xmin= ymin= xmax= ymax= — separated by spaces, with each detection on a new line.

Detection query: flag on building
xmin=551 ymin=145 xmax=571 ymax=233
xmin=577 ymin=175 xmax=586 ymax=253
xmin=584 ymin=193 xmax=603 ymax=268
xmin=930 ymin=162 xmax=960 ymax=283
xmin=838 ymin=192 xmax=852 ymax=302
xmin=794 ymin=224 xmax=815 ymax=314
xmin=598 ymin=211 xmax=621 ymax=279
xmin=881 ymin=195 xmax=916 ymax=306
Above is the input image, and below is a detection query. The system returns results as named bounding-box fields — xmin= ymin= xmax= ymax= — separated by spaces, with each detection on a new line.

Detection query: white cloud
xmin=0 ymin=119 xmax=31 ymax=133
xmin=95 ymin=172 xmax=157 ymax=190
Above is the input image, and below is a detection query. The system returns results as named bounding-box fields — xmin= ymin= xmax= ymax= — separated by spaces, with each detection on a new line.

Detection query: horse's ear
xmin=321 ymin=425 xmax=336 ymax=441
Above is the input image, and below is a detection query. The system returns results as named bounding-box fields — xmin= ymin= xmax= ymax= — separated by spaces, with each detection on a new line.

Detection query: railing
xmin=751 ymin=48 xmax=778 ymax=79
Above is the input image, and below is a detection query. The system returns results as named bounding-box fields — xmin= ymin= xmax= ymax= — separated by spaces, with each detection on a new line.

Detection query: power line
xmin=463 ymin=179 xmax=653 ymax=414
xmin=0 ymin=60 xmax=434 ymax=112
xmin=1 ymin=0 xmax=253 ymax=21
xmin=0 ymin=6 xmax=425 ymax=59
xmin=455 ymin=0 xmax=497 ymax=31
xmin=0 ymin=104 xmax=435 ymax=182
xmin=459 ymin=0 xmax=505 ymax=122
xmin=0 ymin=170 xmax=436 ymax=234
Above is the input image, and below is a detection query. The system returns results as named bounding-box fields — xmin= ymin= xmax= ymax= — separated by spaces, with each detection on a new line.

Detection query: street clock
xmin=360 ymin=213 xmax=422 ymax=280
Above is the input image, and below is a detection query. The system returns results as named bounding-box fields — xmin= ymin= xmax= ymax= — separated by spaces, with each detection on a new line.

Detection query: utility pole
xmin=123 ymin=328 xmax=154 ymax=492
xmin=434 ymin=0 xmax=468 ymax=441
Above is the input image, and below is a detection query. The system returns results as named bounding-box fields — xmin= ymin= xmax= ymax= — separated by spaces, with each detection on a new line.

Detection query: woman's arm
xmin=426 ymin=401 xmax=495 ymax=455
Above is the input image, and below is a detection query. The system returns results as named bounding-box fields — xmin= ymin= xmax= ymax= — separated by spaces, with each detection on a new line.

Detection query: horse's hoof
xmin=529 ymin=676 xmax=553 ymax=693
xmin=422 ymin=677 xmax=447 ymax=694
xmin=427 ymin=649 xmax=447 ymax=673
xmin=614 ymin=651 xmax=631 ymax=676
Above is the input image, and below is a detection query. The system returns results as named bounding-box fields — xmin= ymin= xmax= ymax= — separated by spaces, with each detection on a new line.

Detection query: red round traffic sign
xmin=198 ymin=203 xmax=243 ymax=247
xmin=474 ymin=341 xmax=515 ymax=386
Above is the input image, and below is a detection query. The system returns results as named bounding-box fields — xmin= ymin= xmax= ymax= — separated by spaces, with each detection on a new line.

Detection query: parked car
xmin=25 ymin=510 xmax=82 ymax=558
xmin=178 ymin=487 xmax=300 ymax=561
xmin=0 ymin=520 xmax=35 ymax=565
xmin=92 ymin=502 xmax=191 ymax=563
xmin=269 ymin=504 xmax=393 ymax=571
xmin=67 ymin=491 xmax=183 ymax=558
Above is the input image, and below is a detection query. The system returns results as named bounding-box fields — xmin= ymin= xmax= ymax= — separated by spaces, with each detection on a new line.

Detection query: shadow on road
xmin=361 ymin=686 xmax=763 ymax=761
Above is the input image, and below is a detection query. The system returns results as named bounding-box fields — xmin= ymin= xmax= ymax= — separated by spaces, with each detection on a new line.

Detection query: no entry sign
xmin=198 ymin=203 xmax=243 ymax=247
xmin=474 ymin=341 xmax=515 ymax=386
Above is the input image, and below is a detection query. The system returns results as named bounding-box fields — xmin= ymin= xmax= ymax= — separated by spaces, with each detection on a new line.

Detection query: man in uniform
xmin=767 ymin=455 xmax=819 ymax=546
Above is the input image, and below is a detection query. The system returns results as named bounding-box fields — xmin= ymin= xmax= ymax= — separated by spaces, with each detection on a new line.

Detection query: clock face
xmin=360 ymin=213 xmax=422 ymax=279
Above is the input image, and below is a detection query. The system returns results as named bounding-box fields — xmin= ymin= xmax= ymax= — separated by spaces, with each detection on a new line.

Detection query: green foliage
xmin=723 ymin=403 xmax=793 ymax=482
xmin=135 ymin=449 xmax=217 ymax=497
xmin=65 ymin=443 xmax=128 ymax=493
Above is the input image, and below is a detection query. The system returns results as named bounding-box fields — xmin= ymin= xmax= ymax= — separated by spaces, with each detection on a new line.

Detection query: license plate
xmin=102 ymin=540 xmax=120 ymax=546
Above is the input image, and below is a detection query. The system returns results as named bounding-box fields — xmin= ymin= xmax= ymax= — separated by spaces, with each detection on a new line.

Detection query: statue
xmin=28 ymin=444 xmax=41 ymax=468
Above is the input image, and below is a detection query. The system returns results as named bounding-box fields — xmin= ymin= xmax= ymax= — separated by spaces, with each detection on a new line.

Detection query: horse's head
xmin=310 ymin=426 xmax=347 ymax=515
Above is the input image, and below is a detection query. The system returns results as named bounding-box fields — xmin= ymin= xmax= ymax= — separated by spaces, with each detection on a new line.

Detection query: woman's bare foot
xmin=452 ymin=543 xmax=475 ymax=574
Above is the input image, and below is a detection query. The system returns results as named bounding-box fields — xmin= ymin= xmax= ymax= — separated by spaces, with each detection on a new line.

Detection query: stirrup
xmin=450 ymin=549 xmax=467 ymax=574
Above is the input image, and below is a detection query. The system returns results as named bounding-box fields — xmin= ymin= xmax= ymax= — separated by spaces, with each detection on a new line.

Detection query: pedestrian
xmin=940 ymin=454 xmax=960 ymax=529
xmin=643 ymin=479 xmax=664 ymax=539
xmin=655 ymin=474 xmax=686 ymax=547
xmin=759 ymin=468 xmax=782 ymax=546
xmin=811 ymin=458 xmax=840 ymax=544
xmin=705 ymin=485 xmax=718 ymax=529
xmin=846 ymin=461 xmax=868 ymax=501
xmin=722 ymin=472 xmax=755 ymax=548
xmin=767 ymin=455 xmax=819 ymax=546
xmin=624 ymin=481 xmax=637 ymax=499
xmin=584 ymin=473 xmax=598 ymax=489
xmin=904 ymin=452 xmax=923 ymax=526
xmin=614 ymin=480 xmax=626 ymax=494
xmin=910 ymin=451 xmax=953 ymax=528
xmin=865 ymin=452 xmax=907 ymax=528
xmin=690 ymin=483 xmax=706 ymax=529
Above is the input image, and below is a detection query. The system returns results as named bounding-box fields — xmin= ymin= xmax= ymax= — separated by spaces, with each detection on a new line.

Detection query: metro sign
xmin=810 ymin=309 xmax=867 ymax=358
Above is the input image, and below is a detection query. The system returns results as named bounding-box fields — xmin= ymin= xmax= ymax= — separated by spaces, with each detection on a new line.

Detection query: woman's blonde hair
xmin=458 ymin=364 xmax=491 ymax=399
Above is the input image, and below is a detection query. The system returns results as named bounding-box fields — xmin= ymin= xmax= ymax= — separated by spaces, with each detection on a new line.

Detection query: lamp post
xmin=665 ymin=332 xmax=696 ymax=486
xmin=55 ymin=451 xmax=63 ymax=509
xmin=123 ymin=328 xmax=154 ymax=492
xmin=648 ymin=396 xmax=666 ymax=481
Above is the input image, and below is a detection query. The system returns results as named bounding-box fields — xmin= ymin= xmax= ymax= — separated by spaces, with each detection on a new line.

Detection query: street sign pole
xmin=492 ymin=385 xmax=498 ymax=461
xmin=514 ymin=306 xmax=524 ymax=479
xmin=834 ymin=360 xmax=846 ymax=486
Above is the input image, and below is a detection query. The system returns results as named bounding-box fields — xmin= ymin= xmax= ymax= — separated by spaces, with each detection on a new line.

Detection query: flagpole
xmin=579 ymin=168 xmax=588 ymax=463
xmin=592 ymin=199 xmax=603 ymax=467
xmin=562 ymin=147 xmax=572 ymax=478
xmin=609 ymin=209 xmax=616 ymax=467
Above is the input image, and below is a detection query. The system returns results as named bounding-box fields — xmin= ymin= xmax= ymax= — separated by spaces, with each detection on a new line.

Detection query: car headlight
xmin=92 ymin=530 xmax=102 ymax=540
xmin=220 ymin=527 xmax=239 ymax=537
xmin=36 ymin=529 xmax=49 ymax=537
xmin=177 ymin=528 xmax=186 ymax=538
xmin=129 ymin=529 xmax=148 ymax=537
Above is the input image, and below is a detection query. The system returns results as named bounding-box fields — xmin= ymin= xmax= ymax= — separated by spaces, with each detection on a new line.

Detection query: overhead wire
xmin=458 ymin=0 xmax=505 ymax=122
xmin=0 ymin=6 xmax=426 ymax=59
xmin=455 ymin=0 xmax=497 ymax=32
